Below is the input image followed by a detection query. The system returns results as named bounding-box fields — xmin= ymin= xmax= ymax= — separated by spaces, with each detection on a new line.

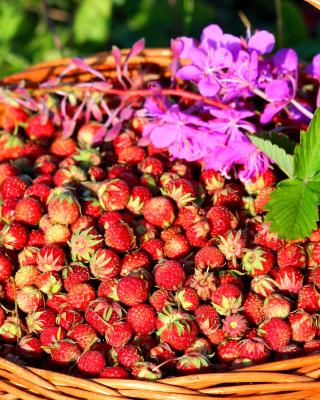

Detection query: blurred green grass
xmin=0 ymin=0 xmax=319 ymax=78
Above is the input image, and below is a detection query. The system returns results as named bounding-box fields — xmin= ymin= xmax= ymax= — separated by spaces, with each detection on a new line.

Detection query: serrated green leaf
xmin=248 ymin=131 xmax=294 ymax=178
xmin=294 ymin=109 xmax=320 ymax=179
xmin=264 ymin=179 xmax=320 ymax=240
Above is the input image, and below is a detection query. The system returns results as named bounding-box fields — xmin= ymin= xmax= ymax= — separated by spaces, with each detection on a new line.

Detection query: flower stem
xmin=290 ymin=99 xmax=314 ymax=120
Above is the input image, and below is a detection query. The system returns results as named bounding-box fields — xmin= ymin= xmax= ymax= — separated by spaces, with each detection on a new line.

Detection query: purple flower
xmin=260 ymin=79 xmax=293 ymax=124
xmin=274 ymin=48 xmax=298 ymax=74
xmin=174 ymin=37 xmax=197 ymax=60
xmin=207 ymin=108 xmax=256 ymax=142
xmin=237 ymin=144 xmax=270 ymax=181
xmin=176 ymin=46 xmax=232 ymax=97
xmin=246 ymin=30 xmax=275 ymax=55
xmin=200 ymin=24 xmax=241 ymax=57
xmin=289 ymin=103 xmax=312 ymax=124
xmin=306 ymin=54 xmax=320 ymax=80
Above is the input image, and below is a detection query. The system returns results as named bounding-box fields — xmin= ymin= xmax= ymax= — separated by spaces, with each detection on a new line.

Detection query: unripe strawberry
xmin=17 ymin=286 xmax=44 ymax=313
xmin=251 ymin=275 xmax=277 ymax=298
xmin=263 ymin=294 xmax=292 ymax=319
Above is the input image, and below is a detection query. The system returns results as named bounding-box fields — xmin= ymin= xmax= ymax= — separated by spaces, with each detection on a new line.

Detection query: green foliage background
xmin=0 ymin=0 xmax=319 ymax=78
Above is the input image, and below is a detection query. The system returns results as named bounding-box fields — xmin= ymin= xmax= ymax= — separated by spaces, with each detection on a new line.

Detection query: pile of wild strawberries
xmin=0 ymin=104 xmax=319 ymax=381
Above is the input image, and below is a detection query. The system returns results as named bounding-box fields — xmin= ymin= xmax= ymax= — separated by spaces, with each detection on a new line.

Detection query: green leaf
xmin=264 ymin=179 xmax=320 ymax=240
xmin=294 ymin=109 xmax=320 ymax=180
xmin=248 ymin=131 xmax=295 ymax=178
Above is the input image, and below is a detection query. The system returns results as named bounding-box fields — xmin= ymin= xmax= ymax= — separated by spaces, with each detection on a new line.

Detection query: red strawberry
xmin=17 ymin=286 xmax=44 ymax=313
xmin=0 ymin=254 xmax=13 ymax=281
xmin=176 ymin=352 xmax=212 ymax=376
xmin=105 ymin=321 xmax=133 ymax=348
xmin=254 ymin=222 xmax=284 ymax=250
xmin=194 ymin=304 xmax=220 ymax=334
xmin=207 ymin=206 xmax=238 ymax=237
xmin=140 ymin=238 xmax=164 ymax=260
xmin=254 ymin=186 xmax=275 ymax=214
xmin=212 ymin=185 xmax=242 ymax=211
xmin=138 ymin=157 xmax=164 ymax=176
xmin=144 ymin=197 xmax=175 ymax=228
xmin=0 ymin=163 xmax=20 ymax=184
xmin=0 ymin=316 xmax=26 ymax=343
xmin=56 ymin=310 xmax=84 ymax=331
xmin=85 ymin=298 xmax=122 ymax=334
xmin=90 ymin=248 xmax=120 ymax=279
xmin=297 ymin=284 xmax=320 ymax=313
xmin=26 ymin=307 xmax=57 ymax=333
xmin=46 ymin=294 xmax=69 ymax=314
xmin=126 ymin=186 xmax=152 ymax=215
xmin=37 ymin=245 xmax=66 ymax=272
xmin=26 ymin=115 xmax=55 ymax=139
xmin=98 ymin=278 xmax=119 ymax=301
xmin=211 ymin=284 xmax=243 ymax=316
xmin=36 ymin=271 xmax=62 ymax=298
xmin=2 ymin=106 xmax=29 ymax=132
xmin=277 ymin=244 xmax=306 ymax=269
xmin=240 ymin=338 xmax=270 ymax=364
xmin=40 ymin=326 xmax=67 ymax=350
xmin=218 ymin=230 xmax=247 ymax=264
xmin=78 ymin=350 xmax=106 ymax=377
xmin=67 ymin=283 xmax=96 ymax=311
xmin=242 ymin=245 xmax=274 ymax=277
xmin=154 ymin=260 xmax=185 ymax=290
xmin=199 ymin=169 xmax=225 ymax=194
xmin=0 ymin=197 xmax=19 ymax=224
xmin=258 ymin=318 xmax=291 ymax=350
xmin=62 ymin=263 xmax=90 ymax=291
xmin=251 ymin=275 xmax=277 ymax=298
xmin=47 ymin=188 xmax=80 ymax=225
xmin=216 ymin=339 xmax=240 ymax=364
xmin=263 ymin=294 xmax=291 ymax=319
xmin=100 ymin=366 xmax=130 ymax=379
xmin=104 ymin=222 xmax=136 ymax=253
xmin=174 ymin=288 xmax=199 ymax=311
xmin=177 ymin=205 xmax=205 ymax=230
xmin=244 ymin=169 xmax=276 ymax=195
xmin=70 ymin=215 xmax=96 ymax=235
xmin=147 ymin=342 xmax=176 ymax=373
xmin=97 ymin=179 xmax=130 ymax=212
xmin=70 ymin=227 xmax=103 ymax=262
xmin=222 ymin=313 xmax=249 ymax=338
xmin=118 ymin=146 xmax=146 ymax=164
xmin=68 ymin=322 xmax=98 ymax=351
xmin=131 ymin=362 xmax=162 ymax=381
xmin=186 ymin=219 xmax=211 ymax=247
xmin=303 ymin=340 xmax=320 ymax=355
xmin=18 ymin=246 xmax=39 ymax=267
xmin=15 ymin=197 xmax=42 ymax=226
xmin=120 ymin=251 xmax=150 ymax=276
xmin=117 ymin=344 xmax=144 ymax=369
xmin=164 ymin=233 xmax=191 ymax=259
xmin=127 ymin=304 xmax=156 ymax=335
xmin=274 ymin=344 xmax=305 ymax=361
xmin=0 ymin=223 xmax=28 ymax=250
xmin=18 ymin=335 xmax=43 ymax=364
xmin=149 ymin=289 xmax=174 ymax=312
xmin=26 ymin=230 xmax=45 ymax=247
xmin=117 ymin=275 xmax=148 ymax=306
xmin=51 ymin=340 xmax=81 ymax=367
xmin=81 ymin=198 xmax=103 ymax=220
xmin=53 ymin=166 xmax=87 ymax=188
xmin=276 ymin=266 xmax=303 ymax=295
xmin=288 ymin=311 xmax=316 ymax=343
xmin=242 ymin=293 xmax=264 ymax=326
xmin=162 ymin=178 xmax=196 ymax=208
xmin=195 ymin=246 xmax=225 ymax=271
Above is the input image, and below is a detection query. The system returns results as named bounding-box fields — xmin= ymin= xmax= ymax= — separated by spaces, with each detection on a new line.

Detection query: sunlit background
xmin=0 ymin=0 xmax=319 ymax=78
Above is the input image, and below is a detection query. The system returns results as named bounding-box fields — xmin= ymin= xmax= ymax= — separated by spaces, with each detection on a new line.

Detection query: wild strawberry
xmin=117 ymin=275 xmax=148 ymax=306
xmin=157 ymin=308 xmax=198 ymax=351
xmin=97 ymin=179 xmax=130 ymax=212
xmin=216 ymin=339 xmax=240 ymax=364
xmin=195 ymin=246 xmax=225 ymax=271
xmin=35 ymin=271 xmax=62 ymax=298
xmin=46 ymin=294 xmax=69 ymax=314
xmin=0 ymin=132 xmax=24 ymax=162
xmin=26 ymin=307 xmax=57 ymax=333
xmin=68 ymin=322 xmax=98 ymax=351
xmin=308 ymin=242 xmax=320 ymax=267
xmin=98 ymin=278 xmax=119 ymax=301
xmin=37 ymin=245 xmax=65 ymax=272
xmin=88 ymin=166 xmax=106 ymax=181
xmin=131 ymin=362 xmax=162 ymax=381
xmin=162 ymin=178 xmax=196 ymax=209
xmin=77 ymin=350 xmax=106 ymax=377
xmin=277 ymin=244 xmax=306 ymax=269
xmin=23 ymin=141 xmax=46 ymax=161
xmin=44 ymin=224 xmax=71 ymax=247
xmin=254 ymin=186 xmax=275 ymax=214
xmin=104 ymin=222 xmax=136 ymax=253
xmin=126 ymin=186 xmax=152 ymax=216
xmin=251 ymin=275 xmax=277 ymax=298
xmin=254 ymin=222 xmax=284 ymax=250
xmin=33 ymin=174 xmax=54 ymax=187
xmin=199 ymin=169 xmax=225 ymax=194
xmin=14 ymin=197 xmax=42 ymax=226
xmin=174 ymin=288 xmax=199 ymax=311
xmin=17 ymin=286 xmax=44 ymax=313
xmin=100 ymin=366 xmax=130 ymax=379
xmin=149 ymin=289 xmax=173 ymax=312
xmin=207 ymin=206 xmax=238 ymax=238
xmin=51 ymin=340 xmax=81 ymax=367
xmin=117 ymin=344 xmax=144 ymax=369
xmin=53 ymin=166 xmax=87 ymax=188
xmin=140 ymin=238 xmax=164 ymax=260
xmin=186 ymin=219 xmax=211 ymax=247
xmin=34 ymin=160 xmax=57 ymax=176
xmin=154 ymin=260 xmax=184 ymax=290
xmin=61 ymin=264 xmax=88 ymax=292
xmin=297 ymin=284 xmax=320 ymax=313
xmin=288 ymin=311 xmax=316 ymax=342
xmin=212 ymin=185 xmax=242 ymax=211
xmin=0 ymin=254 xmax=13 ymax=281
xmin=258 ymin=318 xmax=291 ymax=350
xmin=0 ymin=163 xmax=20 ymax=185
xmin=212 ymin=284 xmax=243 ymax=316
xmin=147 ymin=343 xmax=176 ymax=373
xmin=67 ymin=283 xmax=96 ymax=311
xmin=70 ymin=227 xmax=103 ymax=262
xmin=164 ymin=233 xmax=190 ymax=260
xmin=263 ymin=294 xmax=291 ymax=319
xmin=244 ymin=169 xmax=276 ymax=195
xmin=18 ymin=336 xmax=43 ymax=364
xmin=118 ymin=145 xmax=146 ymax=164
xmin=222 ymin=313 xmax=249 ymax=338
xmin=89 ymin=248 xmax=120 ymax=279
xmin=81 ymin=198 xmax=103 ymax=220
xmin=176 ymin=352 xmax=212 ymax=376
xmin=138 ymin=157 xmax=164 ymax=176
xmin=276 ymin=266 xmax=303 ymax=295
xmin=70 ymin=215 xmax=95 ymax=235
xmin=85 ymin=298 xmax=122 ymax=335
xmin=0 ymin=197 xmax=19 ymax=223
xmin=218 ymin=270 xmax=244 ymax=290
xmin=47 ymin=188 xmax=80 ymax=225
xmin=311 ymin=267 xmax=320 ymax=288
xmin=56 ymin=310 xmax=84 ymax=331
xmin=120 ymin=251 xmax=150 ymax=276
xmin=240 ymin=338 xmax=270 ymax=364
xmin=304 ymin=340 xmax=320 ymax=355
xmin=25 ymin=115 xmax=55 ymax=139
xmin=2 ymin=106 xmax=29 ymax=131
xmin=26 ymin=230 xmax=45 ymax=247
xmin=242 ymin=245 xmax=274 ymax=277
xmin=3 ymin=280 xmax=16 ymax=304
xmin=40 ymin=326 xmax=67 ymax=350
xmin=105 ymin=321 xmax=133 ymax=348
xmin=186 ymin=269 xmax=217 ymax=301
xmin=242 ymin=293 xmax=264 ymax=326
xmin=274 ymin=344 xmax=305 ymax=361
xmin=194 ymin=304 xmax=220 ymax=334
xmin=0 ymin=316 xmax=26 ymax=343
xmin=144 ymin=197 xmax=175 ymax=229
xmin=0 ymin=223 xmax=28 ymax=250
xmin=18 ymin=246 xmax=39 ymax=267
xmin=184 ymin=337 xmax=213 ymax=356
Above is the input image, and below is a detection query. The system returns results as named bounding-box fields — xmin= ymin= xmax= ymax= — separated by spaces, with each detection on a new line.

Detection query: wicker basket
xmin=0 ymin=49 xmax=319 ymax=400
